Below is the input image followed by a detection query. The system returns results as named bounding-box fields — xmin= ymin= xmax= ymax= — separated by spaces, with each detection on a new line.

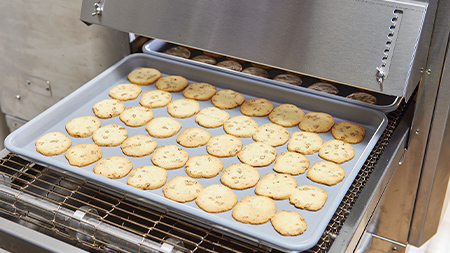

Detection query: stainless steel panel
xmin=81 ymin=0 xmax=428 ymax=99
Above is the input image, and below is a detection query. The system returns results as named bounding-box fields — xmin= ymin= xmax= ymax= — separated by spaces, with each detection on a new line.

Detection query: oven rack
xmin=0 ymin=103 xmax=406 ymax=253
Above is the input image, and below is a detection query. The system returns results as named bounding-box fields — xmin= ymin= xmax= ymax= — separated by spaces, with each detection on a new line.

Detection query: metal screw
xmin=426 ymin=69 xmax=431 ymax=75
xmin=15 ymin=95 xmax=21 ymax=100
xmin=415 ymin=129 xmax=420 ymax=134
xmin=420 ymin=68 xmax=424 ymax=73
xmin=26 ymin=80 xmax=31 ymax=85
xmin=391 ymin=246 xmax=398 ymax=252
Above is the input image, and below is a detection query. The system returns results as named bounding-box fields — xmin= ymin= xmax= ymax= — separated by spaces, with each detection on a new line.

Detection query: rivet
xmin=392 ymin=246 xmax=398 ymax=251
xmin=426 ymin=69 xmax=431 ymax=75
xmin=415 ymin=129 xmax=420 ymax=134
xmin=15 ymin=95 xmax=21 ymax=100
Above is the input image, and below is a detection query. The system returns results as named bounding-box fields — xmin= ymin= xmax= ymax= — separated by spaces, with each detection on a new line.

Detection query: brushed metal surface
xmin=81 ymin=0 xmax=428 ymax=99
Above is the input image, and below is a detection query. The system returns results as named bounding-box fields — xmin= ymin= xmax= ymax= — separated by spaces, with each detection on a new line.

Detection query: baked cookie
xmin=273 ymin=151 xmax=310 ymax=175
xmin=182 ymin=82 xmax=217 ymax=101
xmin=108 ymin=83 xmax=142 ymax=101
xmin=289 ymin=185 xmax=328 ymax=211
xmin=206 ymin=134 xmax=243 ymax=157
xmin=176 ymin=127 xmax=211 ymax=148
xmin=139 ymin=90 xmax=172 ymax=108
xmin=146 ymin=117 xmax=182 ymax=138
xmin=120 ymin=134 xmax=158 ymax=157
xmin=127 ymin=165 xmax=167 ymax=190
xmin=240 ymin=98 xmax=274 ymax=117
xmin=65 ymin=116 xmax=101 ymax=138
xmin=163 ymin=176 xmax=203 ymax=203
xmin=252 ymin=123 xmax=290 ymax=147
xmin=92 ymin=99 xmax=125 ymax=119
xmin=307 ymin=161 xmax=346 ymax=186
xmin=268 ymin=104 xmax=305 ymax=127
xmin=255 ymin=172 xmax=297 ymax=200
xmin=167 ymin=98 xmax=200 ymax=118
xmin=93 ymin=156 xmax=133 ymax=179
xmin=238 ymin=142 xmax=277 ymax=167
xmin=346 ymin=92 xmax=377 ymax=105
xmin=151 ymin=145 xmax=189 ymax=170
xmin=119 ymin=106 xmax=154 ymax=127
xmin=220 ymin=163 xmax=260 ymax=190
xmin=308 ymin=82 xmax=339 ymax=95
xmin=211 ymin=89 xmax=245 ymax=109
xmin=92 ymin=124 xmax=128 ymax=147
xmin=298 ymin=112 xmax=335 ymax=133
xmin=273 ymin=73 xmax=303 ymax=86
xmin=36 ymin=132 xmax=72 ymax=156
xmin=65 ymin=143 xmax=102 ymax=167
xmin=287 ymin=132 xmax=323 ymax=155
xmin=332 ymin=121 xmax=366 ymax=144
xmin=196 ymin=184 xmax=238 ymax=213
xmin=242 ymin=67 xmax=269 ymax=78
xmin=191 ymin=55 xmax=217 ymax=65
xmin=223 ymin=115 xmax=259 ymax=138
xmin=195 ymin=107 xmax=230 ymax=128
xmin=271 ymin=211 xmax=307 ymax=236
xmin=155 ymin=75 xmax=189 ymax=92
xmin=216 ymin=60 xmax=243 ymax=71
xmin=319 ymin=139 xmax=355 ymax=164
xmin=127 ymin=67 xmax=161 ymax=85
xmin=232 ymin=195 xmax=277 ymax=225
xmin=164 ymin=46 xmax=191 ymax=58
xmin=185 ymin=154 xmax=223 ymax=178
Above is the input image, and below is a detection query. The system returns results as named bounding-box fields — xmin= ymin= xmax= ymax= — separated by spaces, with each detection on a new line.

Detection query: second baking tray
xmin=4 ymin=53 xmax=387 ymax=252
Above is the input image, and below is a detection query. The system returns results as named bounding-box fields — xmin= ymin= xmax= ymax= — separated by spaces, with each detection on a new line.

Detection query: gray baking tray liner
xmin=4 ymin=53 xmax=387 ymax=252
xmin=143 ymin=39 xmax=402 ymax=113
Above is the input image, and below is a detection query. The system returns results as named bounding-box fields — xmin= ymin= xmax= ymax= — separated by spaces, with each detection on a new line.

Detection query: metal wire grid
xmin=0 ymin=102 xmax=407 ymax=253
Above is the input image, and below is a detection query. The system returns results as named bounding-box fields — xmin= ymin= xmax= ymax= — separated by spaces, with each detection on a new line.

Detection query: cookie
xmin=252 ymin=123 xmax=290 ymax=147
xmin=255 ymin=172 xmax=297 ymax=200
xmin=273 ymin=151 xmax=310 ymax=175
xmin=65 ymin=143 xmax=102 ymax=167
xmin=146 ymin=117 xmax=182 ymax=138
xmin=220 ymin=163 xmax=260 ymax=190
xmin=287 ymin=132 xmax=323 ymax=155
xmin=289 ymin=185 xmax=328 ymax=211
xmin=36 ymin=132 xmax=72 ymax=156
xmin=167 ymin=98 xmax=200 ymax=118
xmin=307 ymin=161 xmax=346 ymax=186
xmin=120 ymin=134 xmax=158 ymax=157
xmin=191 ymin=55 xmax=217 ymax=65
xmin=196 ymin=184 xmax=238 ymax=213
xmin=164 ymin=46 xmax=191 ymax=58
xmin=242 ymin=67 xmax=269 ymax=78
xmin=216 ymin=60 xmax=242 ymax=71
xmin=240 ymin=98 xmax=274 ymax=117
xmin=298 ymin=112 xmax=335 ymax=133
xmin=127 ymin=68 xmax=161 ymax=85
xmin=155 ymin=75 xmax=189 ymax=92
xmin=206 ymin=134 xmax=243 ymax=157
xmin=318 ymin=139 xmax=355 ymax=164
xmin=182 ymin=82 xmax=217 ymax=101
xmin=223 ymin=115 xmax=258 ymax=138
xmin=268 ymin=104 xmax=305 ymax=127
xmin=92 ymin=99 xmax=125 ymax=119
xmin=332 ymin=121 xmax=366 ymax=144
xmin=195 ymin=107 xmax=230 ymax=128
xmin=211 ymin=89 xmax=245 ymax=109
xmin=271 ymin=211 xmax=307 ymax=236
xmin=308 ymin=82 xmax=339 ymax=95
xmin=163 ymin=176 xmax=203 ymax=203
xmin=185 ymin=154 xmax=223 ymax=178
xmin=119 ymin=106 xmax=154 ymax=127
xmin=238 ymin=142 xmax=277 ymax=167
xmin=151 ymin=145 xmax=189 ymax=170
xmin=92 ymin=124 xmax=128 ymax=147
xmin=232 ymin=195 xmax=277 ymax=225
xmin=108 ymin=83 xmax=142 ymax=101
xmin=65 ymin=116 xmax=101 ymax=138
xmin=273 ymin=74 xmax=303 ymax=86
xmin=93 ymin=156 xmax=133 ymax=179
xmin=346 ymin=92 xmax=377 ymax=105
xmin=139 ymin=90 xmax=172 ymax=108
xmin=127 ymin=165 xmax=167 ymax=190
xmin=176 ymin=127 xmax=211 ymax=148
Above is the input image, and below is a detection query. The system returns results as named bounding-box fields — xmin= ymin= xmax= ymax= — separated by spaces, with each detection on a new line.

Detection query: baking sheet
xmin=4 ymin=53 xmax=387 ymax=252
xmin=143 ymin=39 xmax=402 ymax=113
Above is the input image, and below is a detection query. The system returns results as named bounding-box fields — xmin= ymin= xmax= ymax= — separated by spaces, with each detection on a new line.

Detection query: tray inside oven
xmin=4 ymin=53 xmax=387 ymax=252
